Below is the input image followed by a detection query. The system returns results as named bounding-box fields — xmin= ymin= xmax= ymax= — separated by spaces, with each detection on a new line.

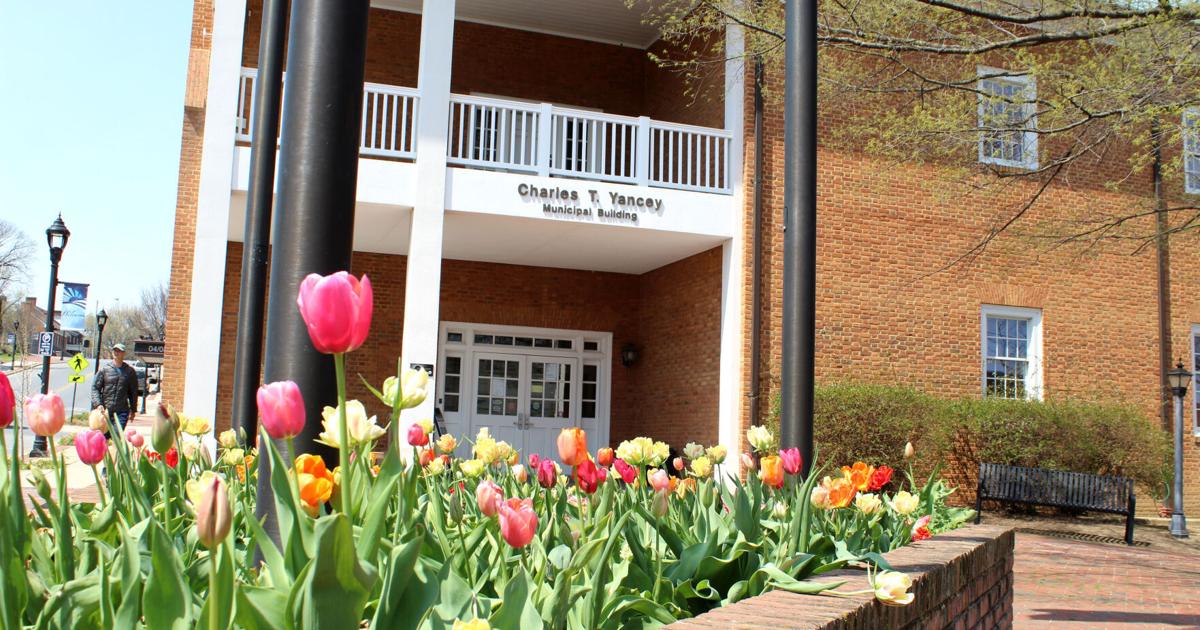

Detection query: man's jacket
xmin=92 ymin=362 xmax=139 ymax=414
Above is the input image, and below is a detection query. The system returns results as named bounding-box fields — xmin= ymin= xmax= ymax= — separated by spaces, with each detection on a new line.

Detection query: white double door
xmin=470 ymin=352 xmax=578 ymax=461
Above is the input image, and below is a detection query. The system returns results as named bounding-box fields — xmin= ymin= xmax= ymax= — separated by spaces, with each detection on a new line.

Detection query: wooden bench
xmin=974 ymin=462 xmax=1136 ymax=545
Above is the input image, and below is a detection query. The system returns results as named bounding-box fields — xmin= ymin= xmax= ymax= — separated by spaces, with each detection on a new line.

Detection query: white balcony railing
xmin=236 ymin=68 xmax=419 ymax=161
xmin=236 ymin=68 xmax=732 ymax=194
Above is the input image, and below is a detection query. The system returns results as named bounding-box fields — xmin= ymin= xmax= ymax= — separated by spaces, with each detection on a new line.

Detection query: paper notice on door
xmin=545 ymin=364 xmax=559 ymax=381
xmin=490 ymin=378 xmax=506 ymax=397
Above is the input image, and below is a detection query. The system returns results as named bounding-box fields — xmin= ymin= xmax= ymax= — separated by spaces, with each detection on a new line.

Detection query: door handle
xmin=515 ymin=412 xmax=527 ymax=430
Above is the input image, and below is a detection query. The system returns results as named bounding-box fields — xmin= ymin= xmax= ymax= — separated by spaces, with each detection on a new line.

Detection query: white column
xmin=183 ymin=0 xmax=247 ymax=449
xmin=400 ymin=0 xmax=455 ymax=430
xmin=718 ymin=22 xmax=746 ymax=475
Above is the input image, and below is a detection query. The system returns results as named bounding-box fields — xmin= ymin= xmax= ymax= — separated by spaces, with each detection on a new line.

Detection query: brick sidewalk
xmin=1014 ymin=531 xmax=1200 ymax=628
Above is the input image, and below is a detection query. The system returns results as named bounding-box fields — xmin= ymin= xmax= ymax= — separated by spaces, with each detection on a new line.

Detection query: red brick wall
xmin=163 ymin=0 xmax=213 ymax=408
xmin=212 ymin=245 xmax=724 ymax=447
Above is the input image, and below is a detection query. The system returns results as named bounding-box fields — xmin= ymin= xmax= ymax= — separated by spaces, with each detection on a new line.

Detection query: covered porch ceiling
xmin=370 ymin=0 xmax=660 ymax=48
xmin=227 ymin=195 xmax=725 ymax=275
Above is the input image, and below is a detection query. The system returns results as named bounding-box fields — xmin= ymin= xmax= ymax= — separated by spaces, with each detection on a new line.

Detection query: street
xmin=2 ymin=359 xmax=101 ymax=450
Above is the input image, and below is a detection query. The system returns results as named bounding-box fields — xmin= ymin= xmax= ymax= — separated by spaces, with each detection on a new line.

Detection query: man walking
xmin=91 ymin=343 xmax=139 ymax=434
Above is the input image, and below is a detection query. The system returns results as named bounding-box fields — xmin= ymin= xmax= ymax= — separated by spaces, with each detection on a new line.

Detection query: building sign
xmin=134 ymin=340 xmax=166 ymax=364
xmin=60 ymin=283 xmax=89 ymax=331
xmin=517 ymin=184 xmax=664 ymax=225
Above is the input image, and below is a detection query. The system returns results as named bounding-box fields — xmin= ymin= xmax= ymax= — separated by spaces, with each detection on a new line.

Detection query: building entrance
xmin=436 ymin=322 xmax=611 ymax=461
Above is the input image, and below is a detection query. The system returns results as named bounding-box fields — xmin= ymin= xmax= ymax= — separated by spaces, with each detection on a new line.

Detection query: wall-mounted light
xmin=620 ymin=343 xmax=639 ymax=367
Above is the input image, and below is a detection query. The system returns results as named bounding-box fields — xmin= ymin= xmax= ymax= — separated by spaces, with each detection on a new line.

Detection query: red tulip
xmin=911 ymin=515 xmax=932 ymax=542
xmin=498 ymin=498 xmax=538 ymax=548
xmin=613 ymin=458 xmax=637 ymax=484
xmin=25 ymin=393 xmax=65 ymax=437
xmin=295 ymin=271 xmax=373 ymax=354
xmin=596 ymin=447 xmax=614 ymax=467
xmin=164 ymin=447 xmax=179 ymax=469
xmin=407 ymin=423 xmax=429 ymax=447
xmin=475 ymin=480 xmax=504 ymax=517
xmin=75 ymin=429 xmax=107 ymax=466
xmin=575 ymin=459 xmax=602 ymax=494
xmin=868 ymin=465 xmax=895 ymax=492
xmin=557 ymin=427 xmax=588 ymax=467
xmin=418 ymin=448 xmax=434 ymax=467
xmin=257 ymin=381 xmax=305 ymax=439
xmin=0 ymin=372 xmax=14 ymax=429
xmin=536 ymin=458 xmax=558 ymax=488
xmin=780 ymin=447 xmax=802 ymax=476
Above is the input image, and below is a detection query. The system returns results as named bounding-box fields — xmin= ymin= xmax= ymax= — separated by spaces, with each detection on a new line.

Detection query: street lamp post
xmin=30 ymin=214 xmax=70 ymax=457
xmin=1168 ymin=360 xmax=1191 ymax=538
xmin=10 ymin=321 xmax=17 ymax=370
xmin=94 ymin=309 xmax=108 ymax=374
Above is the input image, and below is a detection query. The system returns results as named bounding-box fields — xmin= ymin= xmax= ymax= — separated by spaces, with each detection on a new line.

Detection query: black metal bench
xmin=974 ymin=462 xmax=1136 ymax=545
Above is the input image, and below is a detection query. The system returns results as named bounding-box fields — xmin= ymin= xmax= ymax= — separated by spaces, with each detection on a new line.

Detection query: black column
xmin=230 ymin=0 xmax=289 ymax=439
xmin=255 ymin=0 xmax=370 ymax=531
xmin=781 ymin=0 xmax=817 ymax=475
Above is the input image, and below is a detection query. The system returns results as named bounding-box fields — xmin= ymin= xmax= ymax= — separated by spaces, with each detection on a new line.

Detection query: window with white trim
xmin=1184 ymin=110 xmax=1200 ymax=194
xmin=981 ymin=305 xmax=1043 ymax=400
xmin=978 ymin=69 xmax=1037 ymax=169
xmin=1192 ymin=326 xmax=1200 ymax=435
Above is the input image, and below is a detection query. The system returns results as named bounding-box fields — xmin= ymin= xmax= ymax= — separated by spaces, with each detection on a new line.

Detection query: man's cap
xmin=111 ymin=343 xmax=126 ymax=352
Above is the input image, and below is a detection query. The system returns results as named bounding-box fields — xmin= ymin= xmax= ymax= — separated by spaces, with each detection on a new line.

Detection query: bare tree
xmin=131 ymin=282 xmax=168 ymax=341
xmin=0 ymin=220 xmax=34 ymax=338
xmin=638 ymin=0 xmax=1200 ymax=256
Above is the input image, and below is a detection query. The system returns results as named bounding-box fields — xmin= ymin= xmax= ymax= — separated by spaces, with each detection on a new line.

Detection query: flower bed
xmin=0 ymin=271 xmax=972 ymax=629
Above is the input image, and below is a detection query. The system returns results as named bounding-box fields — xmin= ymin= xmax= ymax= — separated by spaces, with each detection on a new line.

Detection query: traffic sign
xmin=38 ymin=332 xmax=54 ymax=356
xmin=4 ymin=332 xmax=13 ymax=345
xmin=68 ymin=373 xmax=85 ymax=384
xmin=69 ymin=353 xmax=89 ymax=373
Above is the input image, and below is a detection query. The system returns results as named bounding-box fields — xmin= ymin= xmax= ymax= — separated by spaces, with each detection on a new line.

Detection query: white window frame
xmin=980 ymin=305 xmax=1044 ymax=400
xmin=1183 ymin=109 xmax=1200 ymax=195
xmin=1191 ymin=325 xmax=1200 ymax=436
xmin=977 ymin=67 xmax=1038 ymax=170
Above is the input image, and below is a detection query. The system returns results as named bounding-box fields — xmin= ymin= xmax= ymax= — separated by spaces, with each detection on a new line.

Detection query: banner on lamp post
xmin=60 ymin=282 xmax=88 ymax=331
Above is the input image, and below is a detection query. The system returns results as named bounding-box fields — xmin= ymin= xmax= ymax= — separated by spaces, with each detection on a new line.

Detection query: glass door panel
xmin=470 ymin=353 xmax=525 ymax=450
xmin=524 ymin=356 xmax=579 ymax=463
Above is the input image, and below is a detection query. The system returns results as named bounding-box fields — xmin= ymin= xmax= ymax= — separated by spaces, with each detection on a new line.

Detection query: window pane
xmin=582 ymin=401 xmax=596 ymax=418
xmin=444 ymin=395 xmax=459 ymax=412
xmin=583 ymin=364 xmax=597 ymax=380
xmin=445 ymin=356 xmax=461 ymax=374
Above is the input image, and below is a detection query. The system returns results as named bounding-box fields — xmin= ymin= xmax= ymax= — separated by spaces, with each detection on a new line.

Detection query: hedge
xmin=767 ymin=384 xmax=1172 ymax=499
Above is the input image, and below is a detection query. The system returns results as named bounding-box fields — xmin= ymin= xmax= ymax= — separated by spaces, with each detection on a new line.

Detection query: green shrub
xmin=767 ymin=384 xmax=1172 ymax=497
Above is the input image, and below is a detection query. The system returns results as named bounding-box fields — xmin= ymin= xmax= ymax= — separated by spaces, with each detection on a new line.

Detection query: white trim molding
xmin=980 ymin=304 xmax=1044 ymax=401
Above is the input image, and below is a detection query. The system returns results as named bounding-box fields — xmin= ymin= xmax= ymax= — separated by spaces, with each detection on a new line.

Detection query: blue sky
xmin=0 ymin=0 xmax=193 ymax=313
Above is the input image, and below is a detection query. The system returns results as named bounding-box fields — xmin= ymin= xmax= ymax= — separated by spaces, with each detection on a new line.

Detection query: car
xmin=130 ymin=360 xmax=148 ymax=395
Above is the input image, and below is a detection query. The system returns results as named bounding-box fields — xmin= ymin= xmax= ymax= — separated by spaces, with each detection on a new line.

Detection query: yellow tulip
xmin=889 ymin=491 xmax=920 ymax=516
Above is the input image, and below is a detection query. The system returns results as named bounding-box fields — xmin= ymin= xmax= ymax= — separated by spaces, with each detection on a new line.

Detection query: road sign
xmin=68 ymin=373 xmax=85 ymax=384
xmin=38 ymin=332 xmax=54 ymax=356
xmin=4 ymin=333 xmax=13 ymax=345
xmin=134 ymin=340 xmax=166 ymax=365
xmin=69 ymin=353 xmax=89 ymax=373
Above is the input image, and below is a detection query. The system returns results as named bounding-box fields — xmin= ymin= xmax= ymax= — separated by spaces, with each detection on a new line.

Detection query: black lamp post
xmin=1168 ymin=360 xmax=1191 ymax=539
xmin=31 ymin=214 xmax=70 ymax=457
xmin=10 ymin=321 xmax=18 ymax=370
xmin=94 ymin=309 xmax=108 ymax=373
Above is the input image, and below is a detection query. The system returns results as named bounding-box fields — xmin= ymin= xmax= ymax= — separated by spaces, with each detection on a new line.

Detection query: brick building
xmin=166 ymin=1 xmax=1200 ymax=516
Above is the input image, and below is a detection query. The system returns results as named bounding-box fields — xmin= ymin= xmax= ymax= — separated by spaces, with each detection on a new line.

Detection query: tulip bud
xmin=672 ymin=457 xmax=684 ymax=472
xmin=772 ymin=501 xmax=789 ymax=520
xmin=448 ymin=485 xmax=464 ymax=523
xmin=88 ymin=407 xmax=109 ymax=433
xmin=596 ymin=447 xmax=615 ymax=468
xmin=0 ymin=372 xmax=13 ymax=430
xmin=475 ymin=480 xmax=504 ymax=517
xmin=740 ymin=452 xmax=756 ymax=471
xmin=195 ymin=475 xmax=232 ymax=549
xmin=652 ymin=489 xmax=670 ymax=518
xmin=407 ymin=423 xmax=429 ymax=447
xmin=75 ymin=429 xmax=107 ymax=466
xmin=511 ymin=463 xmax=529 ymax=484
xmin=152 ymin=403 xmax=178 ymax=454
xmin=218 ymin=429 xmax=238 ymax=449
xmin=903 ymin=442 xmax=914 ymax=459
xmin=125 ymin=428 xmax=144 ymax=449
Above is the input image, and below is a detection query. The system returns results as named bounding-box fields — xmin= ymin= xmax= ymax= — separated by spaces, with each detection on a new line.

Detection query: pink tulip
xmin=536 ymin=458 xmax=558 ymax=489
xmin=75 ymin=429 xmax=107 ymax=466
xmin=125 ymin=428 xmax=144 ymax=449
xmin=196 ymin=475 xmax=232 ymax=549
xmin=257 ymin=381 xmax=305 ymax=439
xmin=295 ymin=271 xmax=373 ymax=354
xmin=475 ymin=480 xmax=504 ymax=517
xmin=672 ymin=457 xmax=684 ymax=472
xmin=648 ymin=468 xmax=670 ymax=493
xmin=0 ymin=372 xmax=14 ymax=429
xmin=25 ymin=393 xmax=65 ymax=437
xmin=780 ymin=447 xmax=802 ymax=476
xmin=529 ymin=453 xmax=541 ymax=470
xmin=498 ymin=497 xmax=538 ymax=548
xmin=407 ymin=423 xmax=429 ymax=447
xmin=613 ymin=458 xmax=637 ymax=484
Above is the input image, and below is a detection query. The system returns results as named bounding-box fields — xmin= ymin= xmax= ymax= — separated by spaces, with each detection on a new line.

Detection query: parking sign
xmin=38 ymin=332 xmax=54 ymax=356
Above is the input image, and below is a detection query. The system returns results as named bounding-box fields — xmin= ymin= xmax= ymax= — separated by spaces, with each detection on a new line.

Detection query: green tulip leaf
xmin=292 ymin=514 xmax=377 ymax=630
xmin=143 ymin=520 xmax=192 ymax=630
xmin=197 ymin=543 xmax=236 ymax=630
xmin=235 ymin=585 xmax=288 ymax=630
xmin=369 ymin=534 xmax=424 ymax=629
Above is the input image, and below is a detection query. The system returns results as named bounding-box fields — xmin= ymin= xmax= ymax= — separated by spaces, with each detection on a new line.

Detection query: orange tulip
xmin=758 ymin=455 xmax=785 ymax=489
xmin=823 ymin=476 xmax=857 ymax=508
xmin=294 ymin=454 xmax=334 ymax=516
xmin=557 ymin=427 xmax=588 ymax=467
xmin=840 ymin=461 xmax=875 ymax=492
xmin=596 ymin=447 xmax=615 ymax=467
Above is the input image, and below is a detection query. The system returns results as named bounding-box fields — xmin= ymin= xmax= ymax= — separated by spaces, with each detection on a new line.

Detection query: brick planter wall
xmin=670 ymin=524 xmax=1015 ymax=630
